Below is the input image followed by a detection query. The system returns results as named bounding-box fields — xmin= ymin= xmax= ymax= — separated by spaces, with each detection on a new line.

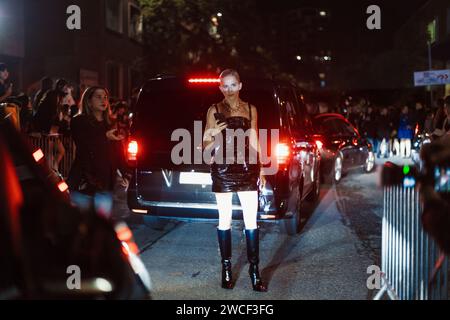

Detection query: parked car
xmin=127 ymin=75 xmax=321 ymax=235
xmin=312 ymin=113 xmax=375 ymax=184
xmin=0 ymin=118 xmax=151 ymax=299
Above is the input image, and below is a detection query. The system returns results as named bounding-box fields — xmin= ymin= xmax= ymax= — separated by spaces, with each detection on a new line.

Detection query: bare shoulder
xmin=208 ymin=103 xmax=220 ymax=114
xmin=206 ymin=105 xmax=215 ymax=117
xmin=249 ymin=104 xmax=257 ymax=116
xmin=206 ymin=104 xmax=218 ymax=122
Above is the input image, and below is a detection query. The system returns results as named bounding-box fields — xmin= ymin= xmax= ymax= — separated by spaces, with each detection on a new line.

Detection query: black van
xmin=127 ymin=75 xmax=321 ymax=235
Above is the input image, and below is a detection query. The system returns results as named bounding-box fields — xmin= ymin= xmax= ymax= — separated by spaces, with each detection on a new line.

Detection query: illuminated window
xmin=129 ymin=3 xmax=143 ymax=41
xmin=427 ymin=18 xmax=437 ymax=43
xmin=106 ymin=0 xmax=123 ymax=33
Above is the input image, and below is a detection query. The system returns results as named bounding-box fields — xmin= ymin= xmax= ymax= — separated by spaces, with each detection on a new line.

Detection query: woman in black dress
xmin=67 ymin=86 xmax=126 ymax=195
xmin=203 ymin=69 xmax=267 ymax=292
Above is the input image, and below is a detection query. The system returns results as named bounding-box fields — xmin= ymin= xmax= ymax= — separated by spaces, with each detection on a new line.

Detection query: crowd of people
xmin=305 ymin=95 xmax=450 ymax=159
xmin=0 ymin=62 xmax=133 ymax=193
xmin=2 ymin=59 xmax=450 ymax=192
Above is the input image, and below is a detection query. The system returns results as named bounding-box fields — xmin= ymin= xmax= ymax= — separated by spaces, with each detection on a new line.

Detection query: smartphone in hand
xmin=214 ymin=112 xmax=226 ymax=125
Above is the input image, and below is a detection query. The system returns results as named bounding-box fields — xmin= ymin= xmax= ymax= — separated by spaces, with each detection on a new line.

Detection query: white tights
xmin=215 ymin=191 xmax=258 ymax=231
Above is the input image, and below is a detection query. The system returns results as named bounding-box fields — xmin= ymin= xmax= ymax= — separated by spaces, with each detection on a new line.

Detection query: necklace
xmin=225 ymin=100 xmax=241 ymax=112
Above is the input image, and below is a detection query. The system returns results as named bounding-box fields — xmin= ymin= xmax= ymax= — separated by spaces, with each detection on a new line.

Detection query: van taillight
xmin=315 ymin=140 xmax=323 ymax=150
xmin=188 ymin=78 xmax=220 ymax=84
xmin=276 ymin=143 xmax=290 ymax=164
xmin=127 ymin=140 xmax=138 ymax=162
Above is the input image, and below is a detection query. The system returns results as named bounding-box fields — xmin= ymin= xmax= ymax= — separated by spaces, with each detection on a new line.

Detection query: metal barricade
xmin=26 ymin=134 xmax=76 ymax=179
xmin=375 ymin=184 xmax=449 ymax=300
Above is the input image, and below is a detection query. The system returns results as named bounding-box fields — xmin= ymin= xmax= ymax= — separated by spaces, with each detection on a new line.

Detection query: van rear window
xmin=135 ymin=79 xmax=281 ymax=140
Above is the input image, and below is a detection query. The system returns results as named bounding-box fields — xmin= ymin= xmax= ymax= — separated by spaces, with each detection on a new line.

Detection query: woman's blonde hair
xmin=78 ymin=86 xmax=111 ymax=125
xmin=219 ymin=69 xmax=241 ymax=82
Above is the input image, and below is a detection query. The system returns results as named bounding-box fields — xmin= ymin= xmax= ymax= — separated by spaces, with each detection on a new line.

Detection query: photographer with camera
xmin=382 ymin=130 xmax=450 ymax=255
xmin=420 ymin=133 xmax=450 ymax=255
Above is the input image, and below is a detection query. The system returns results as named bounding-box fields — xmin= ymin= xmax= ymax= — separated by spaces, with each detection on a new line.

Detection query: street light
xmin=296 ymin=55 xmax=302 ymax=61
xmin=319 ymin=11 xmax=327 ymax=17
xmin=217 ymin=12 xmax=222 ymax=17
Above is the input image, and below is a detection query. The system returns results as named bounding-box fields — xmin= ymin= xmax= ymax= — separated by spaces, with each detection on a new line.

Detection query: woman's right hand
xmin=209 ymin=120 xmax=227 ymax=137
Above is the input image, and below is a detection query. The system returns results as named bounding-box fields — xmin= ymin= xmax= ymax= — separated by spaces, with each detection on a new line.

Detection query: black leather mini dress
xmin=210 ymin=102 xmax=260 ymax=193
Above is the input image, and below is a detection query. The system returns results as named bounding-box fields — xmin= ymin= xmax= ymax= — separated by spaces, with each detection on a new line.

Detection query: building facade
xmin=1 ymin=0 xmax=145 ymax=100
xmin=267 ymin=6 xmax=332 ymax=90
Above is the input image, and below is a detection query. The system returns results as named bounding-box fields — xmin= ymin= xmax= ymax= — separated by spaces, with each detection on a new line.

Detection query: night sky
xmin=263 ymin=0 xmax=429 ymax=57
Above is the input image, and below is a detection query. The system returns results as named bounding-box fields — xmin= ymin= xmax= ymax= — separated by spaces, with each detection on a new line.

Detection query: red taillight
xmin=275 ymin=143 xmax=290 ymax=164
xmin=315 ymin=140 xmax=323 ymax=150
xmin=415 ymin=124 xmax=419 ymax=135
xmin=188 ymin=78 xmax=220 ymax=84
xmin=127 ymin=140 xmax=138 ymax=162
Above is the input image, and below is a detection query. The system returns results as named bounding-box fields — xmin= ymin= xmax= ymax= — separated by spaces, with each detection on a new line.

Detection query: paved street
xmin=113 ymin=158 xmax=413 ymax=300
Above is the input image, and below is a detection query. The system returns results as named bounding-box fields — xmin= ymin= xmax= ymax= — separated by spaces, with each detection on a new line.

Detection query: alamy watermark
xmin=170 ymin=121 xmax=281 ymax=175
xmin=67 ymin=5 xmax=380 ymax=31
xmin=66 ymin=5 xmax=81 ymax=30
xmin=366 ymin=265 xmax=382 ymax=290
xmin=366 ymin=5 xmax=381 ymax=30
xmin=66 ymin=265 xmax=81 ymax=290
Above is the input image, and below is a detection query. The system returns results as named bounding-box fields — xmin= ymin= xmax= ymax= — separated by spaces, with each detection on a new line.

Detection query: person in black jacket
xmin=67 ymin=86 xmax=127 ymax=195
xmin=32 ymin=77 xmax=54 ymax=115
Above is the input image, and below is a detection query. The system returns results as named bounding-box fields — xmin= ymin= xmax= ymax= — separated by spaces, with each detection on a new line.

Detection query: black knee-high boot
xmin=245 ymin=228 xmax=267 ymax=292
xmin=217 ymin=228 xmax=233 ymax=289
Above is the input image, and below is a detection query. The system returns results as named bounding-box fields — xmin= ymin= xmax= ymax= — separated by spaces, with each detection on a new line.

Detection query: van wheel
xmin=281 ymin=183 xmax=302 ymax=236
